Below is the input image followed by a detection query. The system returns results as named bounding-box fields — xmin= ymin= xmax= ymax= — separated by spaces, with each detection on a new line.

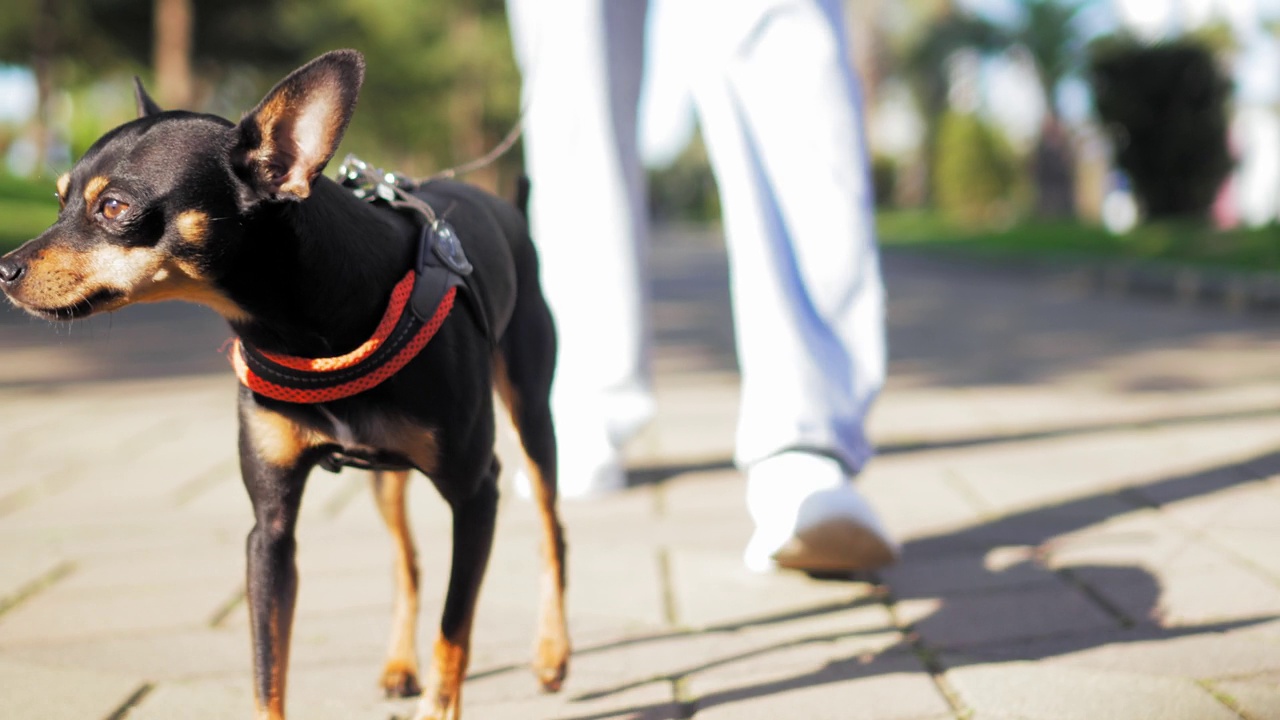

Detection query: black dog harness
xmin=230 ymin=157 xmax=488 ymax=404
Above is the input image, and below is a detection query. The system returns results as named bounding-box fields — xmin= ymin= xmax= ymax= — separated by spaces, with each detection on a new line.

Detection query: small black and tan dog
xmin=0 ymin=50 xmax=568 ymax=720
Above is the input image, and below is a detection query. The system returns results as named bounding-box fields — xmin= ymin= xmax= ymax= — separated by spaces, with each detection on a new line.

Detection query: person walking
xmin=505 ymin=0 xmax=898 ymax=573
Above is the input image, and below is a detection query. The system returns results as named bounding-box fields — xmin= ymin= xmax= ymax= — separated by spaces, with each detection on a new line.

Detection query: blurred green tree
xmin=933 ymin=110 xmax=1021 ymax=226
xmin=0 ymin=0 xmax=523 ymax=191
xmin=282 ymin=0 xmax=521 ymax=189
xmin=904 ymin=6 xmax=1008 ymax=205
xmin=1089 ymin=38 xmax=1232 ymax=220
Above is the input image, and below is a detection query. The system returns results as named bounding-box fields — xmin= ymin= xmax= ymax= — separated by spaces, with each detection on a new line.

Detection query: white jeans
xmin=506 ymin=0 xmax=885 ymax=475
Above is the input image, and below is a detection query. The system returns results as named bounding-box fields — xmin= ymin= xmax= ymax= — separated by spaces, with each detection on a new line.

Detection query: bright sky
xmin=953 ymin=0 xmax=1280 ymax=148
xmin=0 ymin=66 xmax=37 ymax=123
xmin=962 ymin=0 xmax=1280 ymax=37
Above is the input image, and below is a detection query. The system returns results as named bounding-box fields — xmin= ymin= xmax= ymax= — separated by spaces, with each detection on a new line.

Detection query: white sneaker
xmin=743 ymin=451 xmax=899 ymax=574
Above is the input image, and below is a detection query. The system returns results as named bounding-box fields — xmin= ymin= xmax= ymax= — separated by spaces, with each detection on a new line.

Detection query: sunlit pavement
xmin=2 ymin=229 xmax=1279 ymax=719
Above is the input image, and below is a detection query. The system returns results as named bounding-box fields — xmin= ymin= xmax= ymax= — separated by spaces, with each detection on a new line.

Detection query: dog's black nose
xmin=0 ymin=257 xmax=24 ymax=284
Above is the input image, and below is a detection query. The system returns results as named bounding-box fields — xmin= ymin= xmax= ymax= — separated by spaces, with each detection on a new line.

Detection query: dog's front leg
xmin=240 ymin=403 xmax=317 ymax=720
xmin=415 ymin=459 xmax=500 ymax=720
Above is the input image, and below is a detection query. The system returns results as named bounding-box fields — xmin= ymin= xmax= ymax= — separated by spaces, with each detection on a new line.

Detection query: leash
xmin=428 ymin=118 xmax=525 ymax=182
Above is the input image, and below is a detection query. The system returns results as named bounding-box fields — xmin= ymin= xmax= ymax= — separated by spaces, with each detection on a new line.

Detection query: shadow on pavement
xmin=494 ymin=446 xmax=1280 ymax=720
xmin=874 ymin=405 xmax=1280 ymax=456
xmin=883 ymin=251 xmax=1280 ymax=390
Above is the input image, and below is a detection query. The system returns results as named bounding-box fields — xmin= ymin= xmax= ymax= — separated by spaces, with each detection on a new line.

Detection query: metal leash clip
xmin=336 ymin=154 xmax=440 ymax=226
xmin=337 ymin=154 xmax=417 ymax=202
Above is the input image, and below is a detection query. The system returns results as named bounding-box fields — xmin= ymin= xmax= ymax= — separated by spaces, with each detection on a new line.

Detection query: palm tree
xmin=1013 ymin=0 xmax=1087 ymax=217
xmin=904 ymin=6 xmax=1009 ymax=204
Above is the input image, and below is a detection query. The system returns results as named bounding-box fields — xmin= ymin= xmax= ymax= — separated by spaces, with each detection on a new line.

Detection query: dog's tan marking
xmin=392 ymin=425 xmax=440 ymax=476
xmin=55 ymin=173 xmax=70 ymax=205
xmin=12 ymin=242 xmax=250 ymax=321
xmin=86 ymin=244 xmax=162 ymax=287
xmin=252 ymin=605 xmax=288 ymax=720
xmin=492 ymin=354 xmax=521 ymax=420
xmin=422 ymin=634 xmax=470 ymax=718
xmin=492 ymin=352 xmax=570 ymax=691
xmin=175 ymin=209 xmax=209 ymax=244
xmin=131 ymin=262 xmax=249 ymax=321
xmin=371 ymin=470 xmax=423 ymax=699
xmin=83 ymin=176 xmax=110 ymax=208
xmin=82 ymin=245 xmax=246 ymax=319
xmin=252 ymin=701 xmax=283 ymax=720
xmin=8 ymin=238 xmax=246 ymax=319
xmin=243 ymin=406 xmax=320 ymax=468
xmin=5 ymin=246 xmax=90 ymax=312
xmin=246 ymin=94 xmax=286 ymax=192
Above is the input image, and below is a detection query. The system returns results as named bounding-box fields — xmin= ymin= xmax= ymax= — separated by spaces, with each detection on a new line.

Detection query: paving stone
xmin=942 ymin=439 xmax=1158 ymax=515
xmin=949 ymin=627 xmax=1280 ymax=681
xmin=688 ymin=648 xmax=952 ymax=720
xmin=1042 ymin=510 xmax=1228 ymax=571
xmin=54 ymin=542 xmax=243 ymax=592
xmin=859 ymin=463 xmax=985 ymax=541
xmin=868 ymin=385 xmax=1004 ymax=442
xmin=0 ymin=627 xmax=250 ymax=682
xmin=627 ymin=373 xmax=740 ymax=467
xmin=1126 ymin=450 xmax=1273 ymax=510
xmin=882 ymin=546 xmax=1060 ymax=599
xmin=1074 ymin=561 xmax=1280 ymax=627
xmin=948 ymin=661 xmax=1240 ymax=720
xmin=0 ymin=548 xmax=69 ymax=611
xmin=667 ymin=548 xmax=881 ymax=631
xmin=0 ymin=509 xmax=247 ymax=561
xmin=0 ymin=658 xmax=145 ymax=720
xmin=470 ymin=677 xmax=679 ymax=720
xmin=123 ymin=680 xmax=255 ymax=720
xmin=1209 ymin=672 xmax=1280 ymax=720
xmin=644 ymin=469 xmax=757 ymax=554
xmin=900 ymin=581 xmax=1119 ymax=649
xmin=1204 ymin=527 xmax=1280 ymax=581
xmin=126 ymin=669 xmax=401 ymax=720
xmin=1159 ymin=480 xmax=1280 ymax=531
xmin=0 ymin=575 xmax=240 ymax=645
xmin=1233 ymin=617 xmax=1280 ymax=647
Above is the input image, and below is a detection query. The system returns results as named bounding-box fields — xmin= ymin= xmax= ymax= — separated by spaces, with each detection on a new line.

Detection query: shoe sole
xmin=771 ymin=517 xmax=898 ymax=573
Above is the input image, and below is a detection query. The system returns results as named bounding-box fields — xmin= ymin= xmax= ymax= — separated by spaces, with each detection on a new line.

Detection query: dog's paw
xmin=533 ymin=637 xmax=570 ymax=693
xmin=381 ymin=662 xmax=423 ymax=699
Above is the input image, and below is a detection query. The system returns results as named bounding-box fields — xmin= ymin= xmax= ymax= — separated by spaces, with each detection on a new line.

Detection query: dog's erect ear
xmin=233 ymin=50 xmax=365 ymax=201
xmin=134 ymin=77 xmax=163 ymax=117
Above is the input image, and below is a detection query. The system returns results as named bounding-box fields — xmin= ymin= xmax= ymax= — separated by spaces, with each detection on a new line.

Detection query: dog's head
xmin=0 ymin=50 xmax=365 ymax=321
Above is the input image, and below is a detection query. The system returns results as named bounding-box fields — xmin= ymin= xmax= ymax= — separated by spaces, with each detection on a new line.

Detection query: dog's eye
xmin=100 ymin=198 xmax=130 ymax=221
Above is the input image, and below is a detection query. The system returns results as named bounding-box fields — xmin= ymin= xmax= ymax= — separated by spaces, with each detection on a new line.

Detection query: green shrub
xmin=1089 ymin=38 xmax=1232 ymax=220
xmin=932 ymin=111 xmax=1021 ymax=226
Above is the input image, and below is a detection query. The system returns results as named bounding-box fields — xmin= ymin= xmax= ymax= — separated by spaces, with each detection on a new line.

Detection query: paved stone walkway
xmin=2 ymin=229 xmax=1279 ymax=719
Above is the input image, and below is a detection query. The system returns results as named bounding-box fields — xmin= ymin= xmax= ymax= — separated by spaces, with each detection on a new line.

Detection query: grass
xmin=0 ymin=174 xmax=59 ymax=253
xmin=876 ymin=210 xmax=1280 ymax=273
